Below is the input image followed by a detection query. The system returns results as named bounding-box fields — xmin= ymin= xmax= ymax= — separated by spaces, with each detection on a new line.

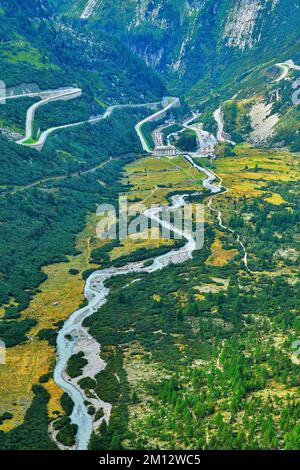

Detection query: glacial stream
xmin=52 ymin=154 xmax=222 ymax=450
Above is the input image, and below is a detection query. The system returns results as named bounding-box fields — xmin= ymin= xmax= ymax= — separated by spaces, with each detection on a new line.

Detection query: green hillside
xmin=53 ymin=0 xmax=300 ymax=149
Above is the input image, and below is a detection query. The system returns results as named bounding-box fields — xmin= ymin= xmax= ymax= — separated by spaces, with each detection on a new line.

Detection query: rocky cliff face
xmin=223 ymin=0 xmax=273 ymax=50
xmin=55 ymin=0 xmax=300 ymax=100
xmin=57 ymin=0 xmax=216 ymax=78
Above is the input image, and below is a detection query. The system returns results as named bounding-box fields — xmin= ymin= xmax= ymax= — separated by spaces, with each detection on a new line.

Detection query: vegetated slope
xmin=0 ymin=0 xmax=166 ymax=310
xmin=53 ymin=0 xmax=300 ymax=149
xmin=0 ymin=0 xmax=165 ymax=103
xmin=0 ymin=0 xmax=167 ymax=443
xmin=209 ymin=62 xmax=300 ymax=151
xmin=54 ymin=0 xmax=300 ymax=98
xmin=85 ymin=149 xmax=300 ymax=451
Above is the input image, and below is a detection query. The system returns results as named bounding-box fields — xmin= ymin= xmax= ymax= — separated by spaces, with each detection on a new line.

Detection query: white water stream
xmin=52 ymin=104 xmax=251 ymax=450
xmin=53 ymin=157 xmax=222 ymax=449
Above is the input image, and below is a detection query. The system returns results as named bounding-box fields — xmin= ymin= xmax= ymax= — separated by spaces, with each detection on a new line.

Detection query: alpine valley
xmin=0 ymin=0 xmax=299 ymax=453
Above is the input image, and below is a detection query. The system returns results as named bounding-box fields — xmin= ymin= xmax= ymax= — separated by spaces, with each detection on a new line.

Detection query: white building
xmin=154 ymin=145 xmax=177 ymax=157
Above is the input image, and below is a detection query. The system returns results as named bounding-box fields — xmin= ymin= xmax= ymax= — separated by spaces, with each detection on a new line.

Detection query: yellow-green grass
xmin=2 ymin=36 xmax=59 ymax=70
xmin=0 ymin=154 xmax=206 ymax=430
xmin=44 ymin=379 xmax=65 ymax=420
xmin=125 ymin=149 xmax=300 ymax=447
xmin=265 ymin=193 xmax=287 ymax=205
xmin=112 ymin=155 xmax=204 ymax=259
xmin=206 ymin=230 xmax=238 ymax=267
xmin=0 ymin=340 xmax=54 ymax=431
xmin=94 ymin=98 xmax=107 ymax=109
xmin=110 ymin=227 xmax=174 ymax=260
xmin=0 ymin=212 xmax=106 ymax=429
xmin=124 ymin=156 xmax=203 ymax=206
xmin=217 ymin=147 xmax=299 ymax=199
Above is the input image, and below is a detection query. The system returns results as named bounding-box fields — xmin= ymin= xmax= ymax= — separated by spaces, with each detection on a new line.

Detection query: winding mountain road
xmin=182 ymin=113 xmax=217 ymax=157
xmin=18 ymin=101 xmax=160 ymax=151
xmin=275 ymin=59 xmax=300 ymax=105
xmin=275 ymin=59 xmax=300 ymax=82
xmin=135 ymin=97 xmax=180 ymax=152
xmin=2 ymin=86 xmax=161 ymax=150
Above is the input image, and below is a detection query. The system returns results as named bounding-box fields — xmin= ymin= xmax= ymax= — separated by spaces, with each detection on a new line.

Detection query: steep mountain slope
xmin=55 ymin=0 xmax=300 ymax=99
xmin=53 ymin=0 xmax=300 ymax=150
xmin=0 ymin=0 xmax=165 ymax=102
xmin=214 ymin=61 xmax=300 ymax=151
